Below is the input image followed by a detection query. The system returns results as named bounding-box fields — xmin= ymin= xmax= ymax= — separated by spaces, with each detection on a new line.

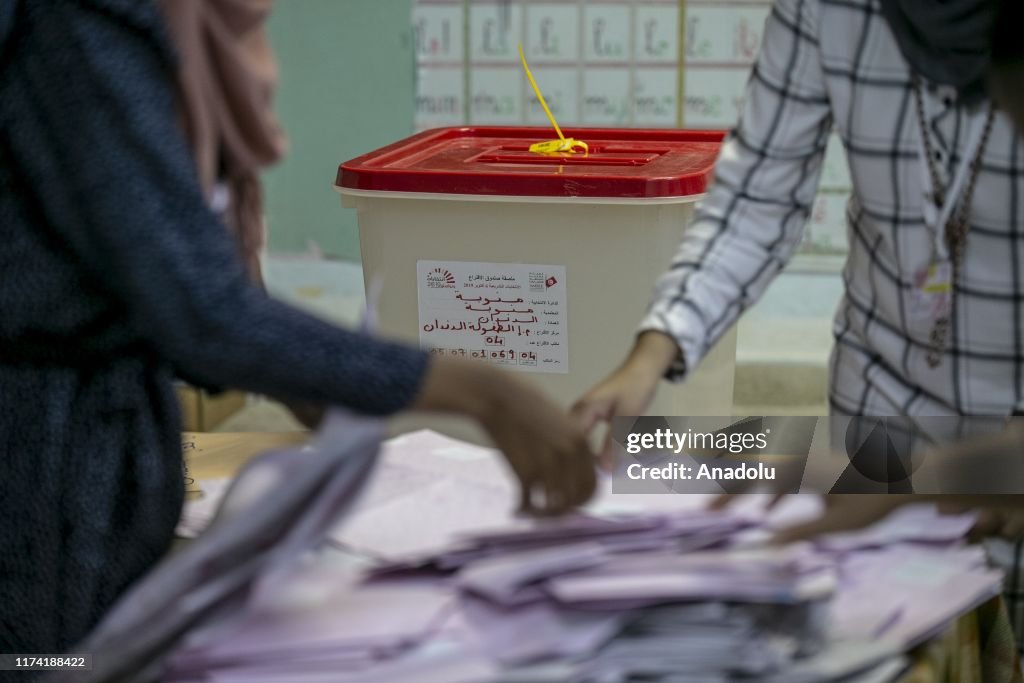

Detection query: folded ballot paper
xmin=53 ymin=410 xmax=386 ymax=683
xmin=149 ymin=428 xmax=1005 ymax=683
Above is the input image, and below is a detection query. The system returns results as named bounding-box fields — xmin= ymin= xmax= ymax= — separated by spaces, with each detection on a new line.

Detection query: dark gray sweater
xmin=0 ymin=0 xmax=428 ymax=666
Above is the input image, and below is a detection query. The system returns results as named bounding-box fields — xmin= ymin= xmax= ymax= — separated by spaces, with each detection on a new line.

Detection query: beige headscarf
xmin=159 ymin=0 xmax=287 ymax=283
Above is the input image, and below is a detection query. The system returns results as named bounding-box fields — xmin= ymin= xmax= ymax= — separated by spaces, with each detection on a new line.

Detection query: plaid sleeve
xmin=639 ymin=0 xmax=834 ymax=380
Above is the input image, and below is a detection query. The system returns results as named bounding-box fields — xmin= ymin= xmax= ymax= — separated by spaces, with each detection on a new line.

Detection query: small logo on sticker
xmin=546 ymin=276 xmax=558 ymax=288
xmin=426 ymin=267 xmax=456 ymax=288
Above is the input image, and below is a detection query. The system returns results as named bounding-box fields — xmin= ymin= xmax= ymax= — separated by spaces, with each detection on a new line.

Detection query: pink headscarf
xmin=159 ymin=0 xmax=287 ymax=283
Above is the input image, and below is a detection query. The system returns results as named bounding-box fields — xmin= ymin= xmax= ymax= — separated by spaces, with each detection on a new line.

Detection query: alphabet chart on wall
xmin=413 ymin=0 xmax=850 ymax=256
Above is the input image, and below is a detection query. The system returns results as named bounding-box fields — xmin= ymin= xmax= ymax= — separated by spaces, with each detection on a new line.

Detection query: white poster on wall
xmin=417 ymin=260 xmax=568 ymax=374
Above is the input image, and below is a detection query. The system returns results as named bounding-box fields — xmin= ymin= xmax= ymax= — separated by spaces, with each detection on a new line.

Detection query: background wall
xmin=413 ymin=0 xmax=851 ymax=259
xmin=262 ymin=0 xmax=416 ymax=260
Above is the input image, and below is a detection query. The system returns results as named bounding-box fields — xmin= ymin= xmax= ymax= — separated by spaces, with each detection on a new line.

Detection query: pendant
xmin=910 ymin=260 xmax=952 ymax=322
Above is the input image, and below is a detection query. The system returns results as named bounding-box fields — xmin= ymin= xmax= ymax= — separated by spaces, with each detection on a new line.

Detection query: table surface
xmin=183 ymin=431 xmax=308 ymax=481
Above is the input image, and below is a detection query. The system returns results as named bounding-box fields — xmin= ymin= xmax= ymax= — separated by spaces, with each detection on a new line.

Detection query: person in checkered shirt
xmin=574 ymin=0 xmax=1024 ymax=647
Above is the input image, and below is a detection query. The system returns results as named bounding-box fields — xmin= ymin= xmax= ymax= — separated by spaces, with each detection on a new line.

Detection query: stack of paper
xmin=828 ymin=542 xmax=999 ymax=647
xmin=165 ymin=575 xmax=455 ymax=680
xmin=59 ymin=410 xmax=386 ymax=683
xmin=164 ymin=430 xmax=1003 ymax=683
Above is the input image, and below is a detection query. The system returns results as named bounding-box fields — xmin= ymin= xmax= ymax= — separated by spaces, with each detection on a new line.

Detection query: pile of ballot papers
xmin=162 ymin=429 xmax=1003 ymax=683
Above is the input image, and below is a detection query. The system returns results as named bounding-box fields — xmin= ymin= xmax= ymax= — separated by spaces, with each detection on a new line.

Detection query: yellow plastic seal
xmin=519 ymin=44 xmax=588 ymax=156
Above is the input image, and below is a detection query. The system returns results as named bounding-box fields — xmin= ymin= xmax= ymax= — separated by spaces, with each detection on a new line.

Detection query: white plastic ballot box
xmin=335 ymin=127 xmax=735 ymax=430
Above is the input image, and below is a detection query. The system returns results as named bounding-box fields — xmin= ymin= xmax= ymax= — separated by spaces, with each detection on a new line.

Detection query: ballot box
xmin=335 ymin=127 xmax=734 ymax=435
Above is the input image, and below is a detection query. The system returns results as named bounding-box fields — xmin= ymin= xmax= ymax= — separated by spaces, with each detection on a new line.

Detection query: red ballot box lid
xmin=337 ymin=127 xmax=725 ymax=199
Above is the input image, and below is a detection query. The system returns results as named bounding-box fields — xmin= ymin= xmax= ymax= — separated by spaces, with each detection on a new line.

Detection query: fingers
xmin=540 ymin=440 xmax=573 ymax=515
xmin=570 ymin=391 xmax=617 ymax=472
xmin=576 ymin=436 xmax=599 ymax=502
xmin=598 ymin=427 xmax=617 ymax=472
xmin=999 ymin=516 xmax=1024 ymax=540
xmin=966 ymin=507 xmax=1024 ymax=542
xmin=562 ymin=433 xmax=598 ymax=508
xmin=517 ymin=470 xmax=534 ymax=514
xmin=512 ymin=442 xmax=554 ymax=516
xmin=570 ymin=394 xmax=612 ymax=434
xmin=515 ymin=431 xmax=597 ymax=517
xmin=484 ymin=378 xmax=601 ymax=517
xmin=999 ymin=512 xmax=1024 ymax=539
xmin=966 ymin=511 xmax=1001 ymax=542
xmin=572 ymin=369 xmax=658 ymax=472
xmin=771 ymin=496 xmax=902 ymax=545
xmin=552 ymin=433 xmax=598 ymax=513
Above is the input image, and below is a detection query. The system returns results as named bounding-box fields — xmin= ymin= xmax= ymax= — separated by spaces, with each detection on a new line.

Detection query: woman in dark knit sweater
xmin=0 ymin=0 xmax=596 ymax=663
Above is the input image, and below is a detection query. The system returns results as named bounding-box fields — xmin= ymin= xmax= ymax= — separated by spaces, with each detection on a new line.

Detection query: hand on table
xmin=411 ymin=357 xmax=597 ymax=516
xmin=768 ymin=495 xmax=1024 ymax=544
xmin=709 ymin=414 xmax=1024 ymax=543
xmin=936 ymin=496 xmax=1024 ymax=541
xmin=571 ymin=331 xmax=681 ymax=467
xmin=770 ymin=495 xmax=912 ymax=544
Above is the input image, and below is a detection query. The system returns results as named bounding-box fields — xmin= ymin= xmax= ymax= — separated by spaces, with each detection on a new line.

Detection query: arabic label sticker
xmin=417 ymin=260 xmax=568 ymax=374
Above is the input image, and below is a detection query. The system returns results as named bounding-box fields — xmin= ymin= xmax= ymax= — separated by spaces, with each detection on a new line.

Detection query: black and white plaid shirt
xmin=640 ymin=0 xmax=1024 ymax=645
xmin=641 ymin=0 xmax=1024 ymax=417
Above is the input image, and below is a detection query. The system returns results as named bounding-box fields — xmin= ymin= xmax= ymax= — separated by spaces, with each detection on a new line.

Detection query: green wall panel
xmin=263 ymin=0 xmax=415 ymax=259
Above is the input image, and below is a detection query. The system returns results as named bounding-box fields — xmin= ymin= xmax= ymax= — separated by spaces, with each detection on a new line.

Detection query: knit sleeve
xmin=0 ymin=0 xmax=429 ymax=415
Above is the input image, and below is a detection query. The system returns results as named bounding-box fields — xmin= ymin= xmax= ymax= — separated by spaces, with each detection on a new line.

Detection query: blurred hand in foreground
xmin=412 ymin=356 xmax=597 ymax=516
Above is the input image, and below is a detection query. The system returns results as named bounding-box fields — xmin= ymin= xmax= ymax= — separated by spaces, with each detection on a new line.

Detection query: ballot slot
xmin=472 ymin=144 xmax=670 ymax=167
xmin=341 ymin=128 xmax=724 ymax=177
